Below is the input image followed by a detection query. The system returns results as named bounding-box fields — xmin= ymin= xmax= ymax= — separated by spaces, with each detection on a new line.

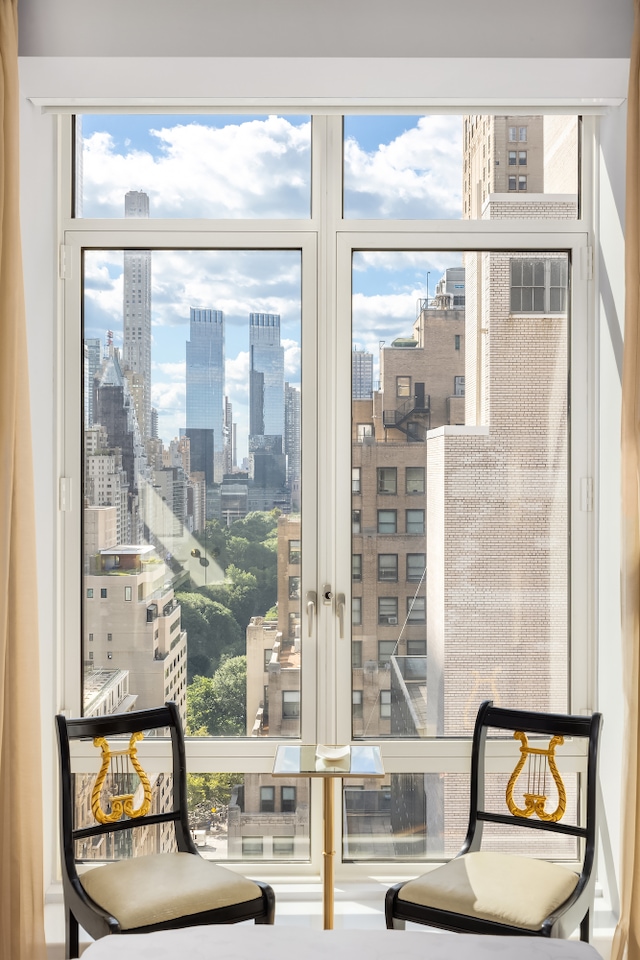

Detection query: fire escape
xmin=382 ymin=383 xmax=431 ymax=440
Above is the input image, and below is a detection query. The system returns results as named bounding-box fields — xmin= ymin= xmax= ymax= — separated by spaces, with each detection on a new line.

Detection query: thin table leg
xmin=323 ymin=777 xmax=335 ymax=930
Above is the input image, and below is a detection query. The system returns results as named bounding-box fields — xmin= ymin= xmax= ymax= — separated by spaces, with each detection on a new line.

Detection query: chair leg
xmin=65 ymin=907 xmax=79 ymax=959
xmin=580 ymin=910 xmax=591 ymax=943
xmin=391 ymin=917 xmax=406 ymax=930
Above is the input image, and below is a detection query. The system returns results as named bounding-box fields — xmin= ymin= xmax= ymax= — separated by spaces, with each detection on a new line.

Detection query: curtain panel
xmin=0 ymin=1 xmax=46 ymax=957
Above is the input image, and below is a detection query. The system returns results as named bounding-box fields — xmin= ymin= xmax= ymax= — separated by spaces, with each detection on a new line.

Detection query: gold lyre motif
xmin=505 ymin=730 xmax=567 ymax=822
xmin=91 ymin=731 xmax=152 ymax=824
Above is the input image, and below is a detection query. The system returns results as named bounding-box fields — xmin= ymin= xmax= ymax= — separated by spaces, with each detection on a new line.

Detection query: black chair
xmin=56 ymin=701 xmax=275 ymax=959
xmin=386 ymin=700 xmax=602 ymax=942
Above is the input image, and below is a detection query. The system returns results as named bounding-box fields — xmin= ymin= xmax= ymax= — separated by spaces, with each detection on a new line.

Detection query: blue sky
xmin=81 ymin=114 xmax=464 ymax=451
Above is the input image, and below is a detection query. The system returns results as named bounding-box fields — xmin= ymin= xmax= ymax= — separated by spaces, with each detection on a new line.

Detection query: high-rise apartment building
xmin=352 ymin=348 xmax=374 ymax=399
xmin=284 ymin=382 xmax=301 ymax=488
xmin=249 ymin=314 xmax=285 ymax=439
xmin=186 ymin=308 xmax=225 ymax=483
xmin=122 ymin=191 xmax=152 ymax=440
xmin=84 ymin=337 xmax=102 ymax=428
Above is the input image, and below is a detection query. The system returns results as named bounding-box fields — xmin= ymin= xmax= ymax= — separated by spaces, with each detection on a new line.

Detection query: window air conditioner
xmin=388 ymin=617 xmax=398 ymax=625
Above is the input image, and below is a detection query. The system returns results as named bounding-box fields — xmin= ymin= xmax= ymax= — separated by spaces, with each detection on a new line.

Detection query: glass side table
xmin=272 ymin=744 xmax=384 ymax=929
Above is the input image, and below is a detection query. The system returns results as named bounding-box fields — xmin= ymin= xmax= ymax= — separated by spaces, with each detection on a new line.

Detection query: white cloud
xmin=283 ymin=339 xmax=301 ymax=380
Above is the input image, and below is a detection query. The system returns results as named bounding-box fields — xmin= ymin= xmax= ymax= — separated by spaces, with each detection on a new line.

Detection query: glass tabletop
xmin=272 ymin=744 xmax=384 ymax=777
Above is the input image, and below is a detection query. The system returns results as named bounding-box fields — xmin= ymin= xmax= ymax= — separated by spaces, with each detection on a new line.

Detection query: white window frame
xmin=57 ymin=111 xmax=596 ymax=882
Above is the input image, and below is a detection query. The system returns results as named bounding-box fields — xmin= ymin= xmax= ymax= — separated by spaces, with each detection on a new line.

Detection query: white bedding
xmin=80 ymin=923 xmax=603 ymax=960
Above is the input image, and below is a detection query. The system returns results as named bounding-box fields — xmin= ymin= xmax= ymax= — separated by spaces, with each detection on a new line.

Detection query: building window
xmin=107 ymin=633 xmax=112 ymax=642
xmin=282 ymin=691 xmax=300 ymax=719
xmin=352 ymin=467 xmax=361 ymax=494
xmin=396 ymin=375 xmax=411 ymax=397
xmin=281 ymin=786 xmax=296 ymax=812
xmin=352 ymin=641 xmax=363 ymax=668
xmin=406 ymin=466 xmax=425 ymax=494
xmin=242 ymin=837 xmax=264 ymax=858
xmin=378 ymin=597 xmax=398 ymax=626
xmin=88 ymin=633 xmax=93 ymax=642
xmin=88 ymin=651 xmax=93 ymax=660
xmin=406 ymin=509 xmax=425 ymax=534
xmin=378 ymin=640 xmax=396 ymax=664
xmin=518 ymin=175 xmax=527 ymax=191
xmin=407 ymin=553 xmax=426 ymax=582
xmin=508 ymin=175 xmax=517 ymax=191
xmin=510 ymin=258 xmax=568 ymax=313
xmin=380 ymin=690 xmax=391 ymax=719
xmin=260 ymin=786 xmax=275 ymax=813
xmin=352 ymin=690 xmax=363 ymax=719
xmin=519 ymin=150 xmax=527 ymax=165
xmin=352 ymin=597 xmax=362 ymax=626
xmin=124 ymin=586 xmax=132 ymax=601
xmin=357 ymin=423 xmax=374 ymax=442
xmin=377 ymin=510 xmax=397 ymax=534
xmin=288 ymin=612 xmax=299 ymax=639
xmin=100 ymin=588 xmax=107 ymax=598
xmin=352 ymin=509 xmax=361 ymax=533
xmin=407 ymin=639 xmax=427 ymax=656
xmin=377 ymin=467 xmax=397 ymax=494
xmin=289 ymin=576 xmax=300 ymax=600
xmin=352 ymin=554 xmax=362 ymax=582
xmin=519 ymin=126 xmax=528 ymax=141
xmin=454 ymin=376 xmax=465 ymax=397
xmin=86 ymin=588 xmax=93 ymax=599
xmin=407 ymin=596 xmax=426 ymax=622
xmin=508 ymin=150 xmax=517 ymax=165
xmin=273 ymin=837 xmax=295 ymax=857
xmin=289 ymin=539 xmax=300 ymax=564
xmin=454 ymin=334 xmax=461 ymax=351
xmin=264 ymin=648 xmax=273 ymax=671
xmin=378 ymin=554 xmax=398 ymax=581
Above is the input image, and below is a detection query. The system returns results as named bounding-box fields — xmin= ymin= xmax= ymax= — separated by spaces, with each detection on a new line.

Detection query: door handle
xmin=336 ymin=593 xmax=345 ymax=639
xmin=306 ymin=591 xmax=317 ymax=637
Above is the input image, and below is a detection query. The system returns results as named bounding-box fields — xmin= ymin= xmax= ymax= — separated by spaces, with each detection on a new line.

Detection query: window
xmin=352 ymin=597 xmax=362 ymax=626
xmin=289 ymin=576 xmax=300 ymax=600
xmin=406 ymin=467 xmax=425 ymax=494
xmin=107 ymin=633 xmax=112 ymax=641
xmin=242 ymin=838 xmax=264 ymax=858
xmin=357 ymin=423 xmax=374 ymax=442
xmin=352 ymin=467 xmax=361 ymax=494
xmin=378 ymin=598 xmax=398 ymax=626
xmin=378 ymin=640 xmax=396 ymax=664
xmin=352 ymin=690 xmax=363 ymax=719
xmin=406 ymin=509 xmax=425 ymax=534
xmin=455 ymin=334 xmax=461 ymax=351
xmin=100 ymin=588 xmax=107 ymax=599
xmin=352 ymin=641 xmax=363 ymax=668
xmin=378 ymin=510 xmax=397 ymax=534
xmin=508 ymin=175 xmax=517 ymax=191
xmin=264 ymin=648 xmax=273 ymax=671
xmin=282 ymin=691 xmax=300 ymax=720
xmin=289 ymin=540 xmax=300 ymax=564
xmin=260 ymin=786 xmax=275 ymax=812
xmin=508 ymin=150 xmax=517 ymax=165
xmin=518 ymin=175 xmax=527 ymax=191
xmin=510 ymin=258 xmax=568 ymax=313
xmin=380 ymin=691 xmax=391 ymax=719
xmin=352 ymin=509 xmax=362 ymax=533
xmin=377 ymin=467 xmax=397 ymax=494
xmin=454 ymin=376 xmax=465 ymax=397
xmin=519 ymin=126 xmax=528 ymax=141
xmin=281 ymin=786 xmax=297 ymax=812
xmin=519 ymin=151 xmax=527 ymax=165
xmin=407 ymin=596 xmax=426 ymax=622
xmin=396 ymin=376 xmax=411 ymax=397
xmin=88 ymin=633 xmax=93 ymax=642
xmin=273 ymin=838 xmax=295 ymax=857
xmin=407 ymin=554 xmax=426 ymax=582
xmin=86 ymin=588 xmax=93 ymax=599
xmin=407 ymin=639 xmax=427 ymax=656
xmin=352 ymin=554 xmax=362 ymax=582
xmin=378 ymin=554 xmax=398 ymax=581
xmin=124 ymin=586 xmax=132 ymax=601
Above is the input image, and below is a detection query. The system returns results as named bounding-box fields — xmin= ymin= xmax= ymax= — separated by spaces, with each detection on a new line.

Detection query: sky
xmin=81 ymin=114 xmax=464 ymax=453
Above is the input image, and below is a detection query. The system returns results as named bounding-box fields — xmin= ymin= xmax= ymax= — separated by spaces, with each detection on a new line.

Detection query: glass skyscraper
xmin=186 ymin=308 xmax=225 ymax=483
xmin=249 ymin=313 xmax=285 ymax=439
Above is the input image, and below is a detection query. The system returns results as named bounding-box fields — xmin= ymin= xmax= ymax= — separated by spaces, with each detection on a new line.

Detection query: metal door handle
xmin=306 ymin=591 xmax=317 ymax=637
xmin=336 ymin=593 xmax=345 ymax=639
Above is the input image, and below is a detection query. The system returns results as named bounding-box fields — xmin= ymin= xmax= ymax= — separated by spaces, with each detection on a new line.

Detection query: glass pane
xmin=341 ymin=772 xmax=578 ymax=862
xmin=72 ymin=770 xmax=311 ymax=862
xmin=343 ymin=115 xmax=578 ymax=221
xmin=351 ymin=250 xmax=569 ymax=739
xmin=75 ymin=115 xmax=311 ymax=218
xmin=82 ymin=248 xmax=302 ymax=738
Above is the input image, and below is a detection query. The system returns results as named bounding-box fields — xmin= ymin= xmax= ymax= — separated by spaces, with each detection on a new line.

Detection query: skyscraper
xmin=84 ymin=337 xmax=102 ymax=428
xmin=122 ymin=191 xmax=152 ymax=440
xmin=185 ymin=308 xmax=225 ymax=483
xmin=249 ymin=313 xmax=285 ymax=439
xmin=352 ymin=348 xmax=373 ymax=399
xmin=284 ymin=382 xmax=301 ymax=487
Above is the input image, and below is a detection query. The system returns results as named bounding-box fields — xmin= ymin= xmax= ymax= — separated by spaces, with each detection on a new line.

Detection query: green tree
xmin=186 ymin=772 xmax=243 ymax=809
xmin=198 ymin=565 xmax=259 ymax=627
xmin=177 ymin=592 xmax=243 ymax=680
xmin=228 ymin=510 xmax=278 ymax=543
xmin=186 ymin=657 xmax=247 ymax=736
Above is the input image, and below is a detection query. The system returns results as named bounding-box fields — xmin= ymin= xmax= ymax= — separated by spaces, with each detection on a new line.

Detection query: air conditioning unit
xmin=387 ymin=617 xmax=398 ymax=625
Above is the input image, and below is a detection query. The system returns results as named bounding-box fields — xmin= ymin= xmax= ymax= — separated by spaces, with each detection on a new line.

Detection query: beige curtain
xmin=612 ymin=2 xmax=640 ymax=958
xmin=0 ymin=2 xmax=47 ymax=958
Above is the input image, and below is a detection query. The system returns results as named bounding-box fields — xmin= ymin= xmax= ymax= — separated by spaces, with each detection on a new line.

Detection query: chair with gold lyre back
xmin=385 ymin=700 xmax=602 ymax=942
xmin=56 ymin=702 xmax=275 ymax=959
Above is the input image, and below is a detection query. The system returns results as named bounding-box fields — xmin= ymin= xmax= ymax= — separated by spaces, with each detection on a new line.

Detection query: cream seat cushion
xmin=398 ymin=852 xmax=580 ymax=931
xmin=81 ymin=853 xmax=262 ymax=930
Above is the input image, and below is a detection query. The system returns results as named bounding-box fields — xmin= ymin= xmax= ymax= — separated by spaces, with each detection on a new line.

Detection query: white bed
xmin=80 ymin=924 xmax=603 ymax=960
